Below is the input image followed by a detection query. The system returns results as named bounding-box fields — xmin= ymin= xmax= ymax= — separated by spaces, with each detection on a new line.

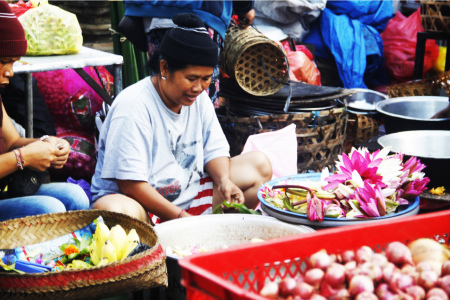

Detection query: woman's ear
xmin=160 ymin=60 xmax=168 ymax=78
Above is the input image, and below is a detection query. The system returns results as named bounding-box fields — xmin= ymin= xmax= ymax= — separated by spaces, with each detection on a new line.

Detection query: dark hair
xmin=147 ymin=49 xmax=191 ymax=75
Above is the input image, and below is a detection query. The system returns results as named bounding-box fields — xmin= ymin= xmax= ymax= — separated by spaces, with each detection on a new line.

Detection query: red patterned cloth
xmin=150 ymin=175 xmax=213 ymax=225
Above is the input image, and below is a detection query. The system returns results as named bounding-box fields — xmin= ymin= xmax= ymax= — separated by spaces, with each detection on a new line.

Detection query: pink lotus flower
xmin=402 ymin=156 xmax=426 ymax=174
xmin=307 ymin=191 xmax=324 ymax=222
xmin=354 ymin=182 xmax=386 ymax=217
xmin=401 ymin=177 xmax=430 ymax=200
xmin=259 ymin=185 xmax=282 ymax=199
xmin=324 ymin=150 xmax=384 ymax=190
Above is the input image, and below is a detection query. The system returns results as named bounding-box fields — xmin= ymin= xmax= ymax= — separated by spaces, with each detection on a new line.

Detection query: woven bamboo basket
xmin=421 ymin=1 xmax=450 ymax=32
xmin=0 ymin=210 xmax=168 ymax=300
xmin=221 ymin=26 xmax=289 ymax=96
xmin=386 ymin=71 xmax=450 ymax=98
xmin=344 ymin=113 xmax=379 ymax=153
xmin=219 ymin=108 xmax=347 ymax=173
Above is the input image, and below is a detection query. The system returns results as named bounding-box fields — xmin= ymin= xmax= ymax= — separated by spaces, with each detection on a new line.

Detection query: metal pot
xmin=375 ymin=96 xmax=450 ymax=134
xmin=378 ymin=130 xmax=450 ymax=187
xmin=343 ymin=88 xmax=388 ymax=113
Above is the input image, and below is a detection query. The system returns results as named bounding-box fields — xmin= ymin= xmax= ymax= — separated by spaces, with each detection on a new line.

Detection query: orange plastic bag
xmin=381 ymin=9 xmax=439 ymax=82
xmin=279 ymin=41 xmax=321 ymax=86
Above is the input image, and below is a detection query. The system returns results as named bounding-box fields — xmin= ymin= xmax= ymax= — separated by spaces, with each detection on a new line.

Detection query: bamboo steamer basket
xmin=221 ymin=26 xmax=289 ymax=96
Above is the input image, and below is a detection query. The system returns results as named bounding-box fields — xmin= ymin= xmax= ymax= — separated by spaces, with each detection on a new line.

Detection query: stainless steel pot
xmin=345 ymin=88 xmax=388 ymax=112
xmin=378 ymin=130 xmax=450 ymax=187
xmin=375 ymin=96 xmax=450 ymax=133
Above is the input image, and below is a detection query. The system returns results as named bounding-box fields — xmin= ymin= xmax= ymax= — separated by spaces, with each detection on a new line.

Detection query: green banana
xmin=101 ymin=240 xmax=117 ymax=263
xmin=110 ymin=225 xmax=127 ymax=261
xmin=95 ymin=222 xmax=110 ymax=257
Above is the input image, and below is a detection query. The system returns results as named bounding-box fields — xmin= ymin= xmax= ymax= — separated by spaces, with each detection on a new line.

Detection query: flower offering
xmin=259 ymin=147 xmax=430 ymax=222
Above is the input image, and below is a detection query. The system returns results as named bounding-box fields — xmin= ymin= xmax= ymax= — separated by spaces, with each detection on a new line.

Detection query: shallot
xmin=386 ymin=241 xmax=414 ymax=267
xmin=418 ymin=270 xmax=439 ymax=290
xmin=325 ymin=263 xmax=346 ymax=287
xmin=426 ymin=287 xmax=449 ymax=300
xmin=310 ymin=250 xmax=333 ymax=270
xmin=259 ymin=281 xmax=278 ymax=299
xmin=291 ymin=282 xmax=314 ymax=299
xmin=355 ymin=291 xmax=378 ymax=300
xmin=405 ymin=285 xmax=426 ymax=300
xmin=304 ymin=268 xmax=325 ymax=289
xmin=349 ymin=275 xmax=374 ymax=296
xmin=278 ymin=277 xmax=297 ymax=298
xmin=355 ymin=246 xmax=374 ymax=264
xmin=340 ymin=250 xmax=355 ymax=264
xmin=439 ymin=275 xmax=450 ymax=295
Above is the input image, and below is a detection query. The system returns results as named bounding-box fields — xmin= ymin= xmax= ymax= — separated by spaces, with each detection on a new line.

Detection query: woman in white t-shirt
xmin=90 ymin=13 xmax=272 ymax=224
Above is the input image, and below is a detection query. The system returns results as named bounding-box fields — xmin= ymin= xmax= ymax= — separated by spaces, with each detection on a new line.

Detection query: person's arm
xmin=117 ymin=180 xmax=192 ymax=220
xmin=232 ymin=1 xmax=255 ymax=28
xmin=1 ymin=103 xmax=63 ymax=172
xmin=205 ymin=156 xmax=244 ymax=204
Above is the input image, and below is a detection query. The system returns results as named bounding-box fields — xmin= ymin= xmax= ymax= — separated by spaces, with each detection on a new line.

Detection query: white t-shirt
xmin=90 ymin=77 xmax=230 ymax=209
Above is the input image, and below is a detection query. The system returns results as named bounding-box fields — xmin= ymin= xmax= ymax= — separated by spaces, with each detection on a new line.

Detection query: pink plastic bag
xmin=381 ymin=9 xmax=439 ymax=82
xmin=279 ymin=40 xmax=321 ymax=86
xmin=242 ymin=124 xmax=298 ymax=180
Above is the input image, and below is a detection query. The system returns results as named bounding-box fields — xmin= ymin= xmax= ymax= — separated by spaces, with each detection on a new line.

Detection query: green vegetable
xmin=213 ymin=201 xmax=261 ymax=215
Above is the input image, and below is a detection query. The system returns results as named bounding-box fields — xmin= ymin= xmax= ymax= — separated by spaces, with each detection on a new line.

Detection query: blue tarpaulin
xmin=303 ymin=1 xmax=392 ymax=88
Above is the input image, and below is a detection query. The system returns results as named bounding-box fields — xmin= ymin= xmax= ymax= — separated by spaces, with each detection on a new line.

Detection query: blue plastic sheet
xmin=303 ymin=0 xmax=392 ymax=88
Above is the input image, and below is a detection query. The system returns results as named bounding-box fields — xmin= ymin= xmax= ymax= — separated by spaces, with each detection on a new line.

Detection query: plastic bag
xmin=381 ymin=9 xmax=439 ymax=82
xmin=33 ymin=67 xmax=113 ymax=180
xmin=242 ymin=123 xmax=298 ymax=180
xmin=8 ymin=0 xmax=33 ymax=18
xmin=18 ymin=3 xmax=82 ymax=56
xmin=279 ymin=41 xmax=321 ymax=86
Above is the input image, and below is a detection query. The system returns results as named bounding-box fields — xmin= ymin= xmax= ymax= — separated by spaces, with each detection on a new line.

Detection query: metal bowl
xmin=341 ymin=88 xmax=388 ymax=112
xmin=378 ymin=130 xmax=450 ymax=187
xmin=375 ymin=96 xmax=450 ymax=133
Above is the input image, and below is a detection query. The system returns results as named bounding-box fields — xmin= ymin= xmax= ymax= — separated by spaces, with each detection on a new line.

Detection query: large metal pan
xmin=378 ymin=130 xmax=450 ymax=188
xmin=375 ymin=96 xmax=450 ymax=133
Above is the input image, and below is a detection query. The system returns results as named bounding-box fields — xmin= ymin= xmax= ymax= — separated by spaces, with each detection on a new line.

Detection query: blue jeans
xmin=0 ymin=183 xmax=89 ymax=222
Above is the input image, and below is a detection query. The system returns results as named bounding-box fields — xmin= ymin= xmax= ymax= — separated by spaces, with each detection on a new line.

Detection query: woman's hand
xmin=217 ymin=178 xmax=245 ymax=205
xmin=42 ymin=136 xmax=71 ymax=168
xmin=20 ymin=141 xmax=61 ymax=171
xmin=432 ymin=103 xmax=450 ymax=119
xmin=237 ymin=9 xmax=255 ymax=28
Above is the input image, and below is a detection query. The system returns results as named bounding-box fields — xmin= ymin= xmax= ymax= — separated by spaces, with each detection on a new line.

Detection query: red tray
xmin=178 ymin=210 xmax=450 ymax=300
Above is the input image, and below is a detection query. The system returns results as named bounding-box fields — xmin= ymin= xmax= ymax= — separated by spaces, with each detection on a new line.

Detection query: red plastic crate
xmin=178 ymin=210 xmax=450 ymax=300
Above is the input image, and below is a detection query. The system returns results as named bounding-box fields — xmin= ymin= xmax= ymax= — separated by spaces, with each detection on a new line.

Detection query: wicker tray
xmin=219 ymin=108 xmax=347 ymax=173
xmin=0 ymin=210 xmax=167 ymax=300
xmin=387 ymin=70 xmax=450 ymax=98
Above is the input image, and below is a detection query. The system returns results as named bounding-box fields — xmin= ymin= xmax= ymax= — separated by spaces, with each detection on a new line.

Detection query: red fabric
xmin=150 ymin=175 xmax=214 ymax=225
xmin=0 ymin=0 xmax=27 ymax=57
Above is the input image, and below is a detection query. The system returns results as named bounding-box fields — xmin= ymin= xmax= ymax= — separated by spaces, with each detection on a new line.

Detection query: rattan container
xmin=221 ymin=26 xmax=289 ymax=96
xmin=421 ymin=1 xmax=450 ymax=32
xmin=219 ymin=108 xmax=347 ymax=173
xmin=0 ymin=210 xmax=167 ymax=300
xmin=387 ymin=71 xmax=450 ymax=98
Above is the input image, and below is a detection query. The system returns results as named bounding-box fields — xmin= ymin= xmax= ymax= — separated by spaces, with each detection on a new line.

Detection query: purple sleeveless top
xmin=0 ymin=96 xmax=6 ymax=155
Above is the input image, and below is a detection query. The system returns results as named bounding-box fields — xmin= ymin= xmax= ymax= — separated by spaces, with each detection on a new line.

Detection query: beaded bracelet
xmin=13 ymin=149 xmax=23 ymax=170
xmin=177 ymin=209 xmax=185 ymax=219
xmin=17 ymin=148 xmax=25 ymax=169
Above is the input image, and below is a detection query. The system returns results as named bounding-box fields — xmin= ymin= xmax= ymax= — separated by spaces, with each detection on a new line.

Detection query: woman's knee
xmin=28 ymin=197 xmax=67 ymax=215
xmin=36 ymin=183 xmax=89 ymax=211
xmin=250 ymin=151 xmax=273 ymax=181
